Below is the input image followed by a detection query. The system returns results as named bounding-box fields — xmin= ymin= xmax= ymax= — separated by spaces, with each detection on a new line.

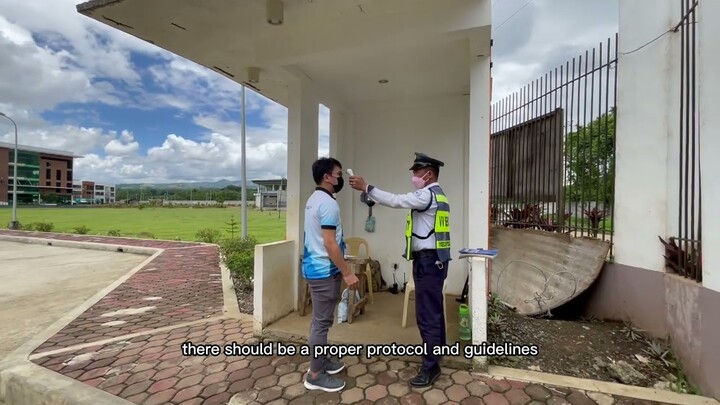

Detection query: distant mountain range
xmin=117 ymin=179 xmax=259 ymax=189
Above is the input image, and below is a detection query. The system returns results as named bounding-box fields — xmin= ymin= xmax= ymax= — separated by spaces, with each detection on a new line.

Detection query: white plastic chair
xmin=401 ymin=272 xmax=448 ymax=334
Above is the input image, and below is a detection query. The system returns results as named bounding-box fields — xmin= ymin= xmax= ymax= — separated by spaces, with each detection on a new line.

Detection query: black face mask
xmin=333 ymin=176 xmax=344 ymax=193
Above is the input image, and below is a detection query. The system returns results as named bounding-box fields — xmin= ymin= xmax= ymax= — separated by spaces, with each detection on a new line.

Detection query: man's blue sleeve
xmin=318 ymin=201 xmax=341 ymax=230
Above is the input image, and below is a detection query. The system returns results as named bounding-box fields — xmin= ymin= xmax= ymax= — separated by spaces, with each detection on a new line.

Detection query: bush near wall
xmin=219 ymin=235 xmax=257 ymax=292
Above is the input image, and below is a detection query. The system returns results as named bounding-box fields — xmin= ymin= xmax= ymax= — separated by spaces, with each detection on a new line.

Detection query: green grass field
xmin=4 ymin=207 xmax=286 ymax=243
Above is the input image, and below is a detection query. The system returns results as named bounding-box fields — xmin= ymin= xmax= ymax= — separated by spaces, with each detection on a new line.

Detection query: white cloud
xmin=104 ymin=130 xmax=139 ymax=156
xmin=0 ymin=0 xmax=297 ymax=183
xmin=491 ymin=0 xmax=618 ymax=102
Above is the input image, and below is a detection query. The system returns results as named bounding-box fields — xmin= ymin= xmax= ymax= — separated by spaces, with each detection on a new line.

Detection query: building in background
xmin=252 ymin=178 xmax=286 ymax=211
xmin=72 ymin=180 xmax=116 ymax=204
xmin=0 ymin=142 xmax=82 ymax=205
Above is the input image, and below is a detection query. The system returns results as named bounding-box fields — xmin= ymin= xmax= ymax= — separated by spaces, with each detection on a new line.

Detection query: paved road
xmin=0 ymin=241 xmax=148 ymax=360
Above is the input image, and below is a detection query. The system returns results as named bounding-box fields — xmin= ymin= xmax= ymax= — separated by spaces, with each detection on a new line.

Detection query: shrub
xmin=219 ymin=235 xmax=258 ymax=291
xmin=107 ymin=229 xmax=122 ymax=236
xmin=196 ymin=228 xmax=222 ymax=244
xmin=136 ymin=231 xmax=156 ymax=239
xmin=226 ymin=251 xmax=255 ymax=291
xmin=219 ymin=235 xmax=258 ymax=259
xmin=73 ymin=225 xmax=91 ymax=234
xmin=33 ymin=222 xmax=54 ymax=232
xmin=20 ymin=223 xmax=34 ymax=231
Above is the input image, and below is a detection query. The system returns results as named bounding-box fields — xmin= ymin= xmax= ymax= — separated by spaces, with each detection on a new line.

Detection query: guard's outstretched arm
xmin=366 ymin=185 xmax=431 ymax=210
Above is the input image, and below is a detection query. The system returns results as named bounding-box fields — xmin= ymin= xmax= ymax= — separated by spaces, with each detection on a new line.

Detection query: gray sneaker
xmin=304 ymin=371 xmax=345 ymax=392
xmin=325 ymin=358 xmax=345 ymax=375
xmin=307 ymin=356 xmax=345 ymax=375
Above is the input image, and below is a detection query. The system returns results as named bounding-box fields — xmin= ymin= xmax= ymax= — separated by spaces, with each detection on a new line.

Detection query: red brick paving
xmin=3 ymin=231 xmax=216 ymax=353
xmin=30 ymin=315 xmax=677 ymax=404
xmin=2 ymin=231 xmax=679 ymax=404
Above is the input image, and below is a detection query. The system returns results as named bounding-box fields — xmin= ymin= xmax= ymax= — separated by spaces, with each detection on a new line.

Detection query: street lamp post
xmin=241 ymin=85 xmax=248 ymax=238
xmin=0 ymin=112 xmax=19 ymax=230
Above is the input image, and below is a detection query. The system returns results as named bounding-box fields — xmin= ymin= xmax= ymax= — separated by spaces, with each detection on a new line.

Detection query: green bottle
xmin=458 ymin=304 xmax=471 ymax=341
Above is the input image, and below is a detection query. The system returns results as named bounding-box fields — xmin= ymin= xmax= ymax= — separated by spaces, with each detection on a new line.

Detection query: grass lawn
xmin=4 ymin=206 xmax=286 ymax=243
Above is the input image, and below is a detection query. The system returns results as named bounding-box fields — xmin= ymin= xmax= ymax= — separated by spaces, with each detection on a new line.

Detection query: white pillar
xmin=329 ymin=108 xmax=354 ymax=234
xmin=614 ymin=0 xmax=678 ymax=271
xmin=699 ymin=0 xmax=720 ymax=293
xmin=467 ymin=53 xmax=491 ymax=370
xmin=286 ymin=78 xmax=319 ymax=307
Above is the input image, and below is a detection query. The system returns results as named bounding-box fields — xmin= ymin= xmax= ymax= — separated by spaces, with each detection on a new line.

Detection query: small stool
xmin=298 ymin=258 xmax=369 ymax=320
xmin=342 ymin=257 xmax=369 ymax=324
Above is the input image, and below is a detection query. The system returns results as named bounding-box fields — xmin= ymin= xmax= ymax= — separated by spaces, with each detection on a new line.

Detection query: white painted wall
xmin=345 ymin=95 xmax=469 ymax=295
xmin=253 ymin=240 xmax=296 ymax=334
xmin=698 ymin=0 xmax=720 ymax=293
xmin=615 ymin=0 xmax=719 ymax=293
xmin=614 ymin=0 xmax=677 ymax=273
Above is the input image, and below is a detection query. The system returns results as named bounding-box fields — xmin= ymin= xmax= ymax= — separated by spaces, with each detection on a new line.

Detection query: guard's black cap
xmin=409 ymin=152 xmax=445 ymax=170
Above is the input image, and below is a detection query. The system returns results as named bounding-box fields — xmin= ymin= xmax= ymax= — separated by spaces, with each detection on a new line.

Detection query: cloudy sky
xmin=0 ymin=0 xmax=618 ymax=185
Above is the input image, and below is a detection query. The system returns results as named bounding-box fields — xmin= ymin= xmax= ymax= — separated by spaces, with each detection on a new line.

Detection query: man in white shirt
xmin=302 ymin=157 xmax=359 ymax=393
xmin=348 ymin=152 xmax=452 ymax=387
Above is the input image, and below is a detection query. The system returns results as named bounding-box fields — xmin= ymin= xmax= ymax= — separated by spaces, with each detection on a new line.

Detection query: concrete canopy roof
xmin=76 ymin=0 xmax=491 ymax=108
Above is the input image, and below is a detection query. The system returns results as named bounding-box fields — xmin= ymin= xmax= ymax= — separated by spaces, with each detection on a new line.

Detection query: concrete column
xmin=699 ymin=0 xmax=720 ymax=293
xmin=467 ymin=53 xmax=491 ymax=370
xmin=329 ymin=108 xmax=355 ymax=236
xmin=614 ymin=0 xmax=678 ymax=271
xmin=286 ymin=78 xmax=319 ymax=307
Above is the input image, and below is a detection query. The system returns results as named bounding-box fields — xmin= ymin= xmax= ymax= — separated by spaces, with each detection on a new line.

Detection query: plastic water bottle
xmin=458 ymin=304 xmax=471 ymax=341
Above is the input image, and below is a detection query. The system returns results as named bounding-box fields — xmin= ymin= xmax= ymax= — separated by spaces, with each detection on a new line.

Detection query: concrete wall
xmin=253 ymin=240 xmax=297 ymax=334
xmin=581 ymin=264 xmax=720 ymax=399
xmin=582 ymin=0 xmax=720 ymax=398
xmin=613 ymin=0 xmax=678 ymax=274
xmin=613 ymin=0 xmax=717 ymax=293
xmin=346 ymin=95 xmax=469 ymax=296
xmin=698 ymin=0 xmax=720 ymax=295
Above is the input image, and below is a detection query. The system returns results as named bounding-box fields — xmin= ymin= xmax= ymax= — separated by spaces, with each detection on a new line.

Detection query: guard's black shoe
xmin=409 ymin=366 xmax=441 ymax=387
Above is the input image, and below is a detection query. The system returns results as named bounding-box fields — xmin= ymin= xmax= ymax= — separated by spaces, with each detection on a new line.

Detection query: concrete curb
xmin=0 ymin=362 xmax=132 ymax=405
xmin=483 ymin=366 xmax=720 ymax=405
xmin=0 ymin=234 xmax=160 ymax=256
xmin=219 ymin=251 xmax=244 ymax=319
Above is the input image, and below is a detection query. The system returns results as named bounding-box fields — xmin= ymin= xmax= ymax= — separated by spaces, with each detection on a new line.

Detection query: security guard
xmin=348 ymin=152 xmax=451 ymax=387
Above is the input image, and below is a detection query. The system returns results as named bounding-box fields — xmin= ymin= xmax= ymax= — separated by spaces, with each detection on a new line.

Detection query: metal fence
xmin=663 ymin=0 xmax=701 ymax=282
xmin=490 ymin=35 xmax=618 ymax=248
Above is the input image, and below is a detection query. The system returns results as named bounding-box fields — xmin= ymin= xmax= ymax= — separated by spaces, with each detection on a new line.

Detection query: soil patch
xmin=231 ymin=277 xmax=253 ymax=315
xmin=486 ymin=297 xmax=698 ymax=394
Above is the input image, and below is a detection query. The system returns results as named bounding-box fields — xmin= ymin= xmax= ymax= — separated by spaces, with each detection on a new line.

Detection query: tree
xmin=564 ymin=108 xmax=615 ymax=204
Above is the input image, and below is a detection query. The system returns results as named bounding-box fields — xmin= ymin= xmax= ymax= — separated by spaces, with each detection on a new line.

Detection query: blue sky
xmin=0 ymin=0 xmax=616 ymax=185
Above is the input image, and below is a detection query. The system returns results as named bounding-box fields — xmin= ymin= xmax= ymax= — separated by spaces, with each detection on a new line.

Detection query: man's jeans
xmin=307 ymin=272 xmax=342 ymax=373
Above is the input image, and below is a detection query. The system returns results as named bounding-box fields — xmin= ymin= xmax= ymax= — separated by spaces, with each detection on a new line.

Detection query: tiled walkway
xmin=1 ymin=230 xmax=675 ymax=405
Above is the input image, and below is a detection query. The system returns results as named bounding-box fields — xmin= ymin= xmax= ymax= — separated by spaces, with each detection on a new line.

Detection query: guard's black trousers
xmin=412 ymin=250 xmax=449 ymax=371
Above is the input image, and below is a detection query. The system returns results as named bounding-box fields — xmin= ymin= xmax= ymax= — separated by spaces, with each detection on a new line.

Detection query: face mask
xmin=328 ymin=175 xmax=344 ymax=193
xmin=411 ymin=173 xmax=428 ymax=189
